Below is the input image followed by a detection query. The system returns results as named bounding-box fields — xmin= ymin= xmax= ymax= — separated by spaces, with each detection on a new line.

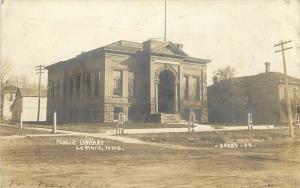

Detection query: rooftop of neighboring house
xmin=240 ymin=72 xmax=299 ymax=84
xmin=16 ymin=88 xmax=47 ymax=97
xmin=3 ymin=85 xmax=18 ymax=93
xmin=210 ymin=63 xmax=300 ymax=88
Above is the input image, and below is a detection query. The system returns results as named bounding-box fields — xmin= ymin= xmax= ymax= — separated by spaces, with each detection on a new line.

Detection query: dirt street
xmin=1 ymin=131 xmax=300 ymax=188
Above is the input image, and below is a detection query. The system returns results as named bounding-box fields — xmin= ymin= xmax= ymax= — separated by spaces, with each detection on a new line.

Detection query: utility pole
xmin=274 ymin=40 xmax=294 ymax=138
xmin=35 ymin=65 xmax=45 ymax=122
xmin=0 ymin=81 xmax=3 ymax=123
xmin=164 ymin=0 xmax=167 ymax=43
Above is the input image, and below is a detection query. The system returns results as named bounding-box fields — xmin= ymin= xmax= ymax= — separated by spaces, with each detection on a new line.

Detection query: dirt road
xmin=1 ymin=133 xmax=299 ymax=188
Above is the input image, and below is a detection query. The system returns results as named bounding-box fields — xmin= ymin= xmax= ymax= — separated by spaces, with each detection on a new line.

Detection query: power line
xmin=274 ymin=40 xmax=294 ymax=138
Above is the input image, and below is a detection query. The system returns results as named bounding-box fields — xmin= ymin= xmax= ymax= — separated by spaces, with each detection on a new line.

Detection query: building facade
xmin=208 ymin=63 xmax=300 ymax=125
xmin=12 ymin=88 xmax=47 ymax=122
xmin=46 ymin=39 xmax=210 ymax=123
xmin=0 ymin=85 xmax=18 ymax=122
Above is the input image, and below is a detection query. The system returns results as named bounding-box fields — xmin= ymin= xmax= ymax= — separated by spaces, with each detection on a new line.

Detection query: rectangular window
xmin=200 ymin=70 xmax=203 ymax=102
xmin=57 ymin=80 xmax=60 ymax=101
xmin=86 ymin=73 xmax=92 ymax=97
xmin=128 ymin=72 xmax=135 ymax=97
xmin=193 ymin=77 xmax=200 ymax=100
xmin=292 ymin=87 xmax=297 ymax=99
xmin=95 ymin=71 xmax=100 ymax=96
xmin=51 ymin=81 xmax=55 ymax=100
xmin=128 ymin=79 xmax=134 ymax=97
xmin=113 ymin=70 xmax=122 ymax=96
xmin=75 ymin=75 xmax=81 ymax=99
xmin=69 ymin=77 xmax=73 ymax=98
xmin=184 ymin=76 xmax=189 ymax=99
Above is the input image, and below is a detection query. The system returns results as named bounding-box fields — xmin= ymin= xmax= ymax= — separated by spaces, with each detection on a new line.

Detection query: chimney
xmin=177 ymin=43 xmax=183 ymax=50
xmin=119 ymin=40 xmax=125 ymax=45
xmin=265 ymin=62 xmax=271 ymax=73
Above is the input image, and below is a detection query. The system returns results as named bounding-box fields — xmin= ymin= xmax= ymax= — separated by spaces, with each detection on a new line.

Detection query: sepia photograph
xmin=1 ymin=0 xmax=300 ymax=187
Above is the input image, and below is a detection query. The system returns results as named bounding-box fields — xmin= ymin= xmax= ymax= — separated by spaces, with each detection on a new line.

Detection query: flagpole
xmin=164 ymin=0 xmax=167 ymax=43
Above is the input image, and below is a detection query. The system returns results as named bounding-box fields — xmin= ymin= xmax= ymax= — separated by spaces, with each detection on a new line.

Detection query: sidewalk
xmin=1 ymin=123 xmax=280 ymax=144
xmin=1 ymin=123 xmax=277 ymax=135
xmin=105 ymin=123 xmax=277 ymax=134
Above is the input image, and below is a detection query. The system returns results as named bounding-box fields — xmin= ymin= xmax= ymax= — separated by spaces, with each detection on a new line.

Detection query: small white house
xmin=1 ymin=85 xmax=18 ymax=122
xmin=12 ymin=88 xmax=47 ymax=122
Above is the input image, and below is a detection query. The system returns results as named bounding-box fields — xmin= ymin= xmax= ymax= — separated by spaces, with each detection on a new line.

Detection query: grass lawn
xmin=0 ymin=126 xmax=51 ymax=136
xmin=19 ymin=122 xmax=187 ymax=133
xmin=127 ymin=128 xmax=300 ymax=147
xmin=1 ymin=132 xmax=300 ymax=187
xmin=23 ymin=122 xmax=115 ymax=133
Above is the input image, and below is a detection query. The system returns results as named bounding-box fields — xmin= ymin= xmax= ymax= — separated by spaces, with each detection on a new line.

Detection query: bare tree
xmin=213 ymin=65 xmax=237 ymax=82
xmin=213 ymin=66 xmax=247 ymax=123
xmin=0 ymin=60 xmax=13 ymax=84
xmin=0 ymin=60 xmax=13 ymax=122
xmin=11 ymin=74 xmax=47 ymax=89
xmin=10 ymin=75 xmax=30 ymax=88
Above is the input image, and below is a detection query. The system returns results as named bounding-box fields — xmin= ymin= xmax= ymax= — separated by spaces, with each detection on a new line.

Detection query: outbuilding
xmin=12 ymin=88 xmax=47 ymax=122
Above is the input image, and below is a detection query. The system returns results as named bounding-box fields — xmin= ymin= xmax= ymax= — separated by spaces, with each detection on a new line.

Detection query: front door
xmin=158 ymin=70 xmax=175 ymax=113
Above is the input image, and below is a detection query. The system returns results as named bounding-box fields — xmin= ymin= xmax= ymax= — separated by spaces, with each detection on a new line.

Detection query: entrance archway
xmin=158 ymin=70 xmax=176 ymax=113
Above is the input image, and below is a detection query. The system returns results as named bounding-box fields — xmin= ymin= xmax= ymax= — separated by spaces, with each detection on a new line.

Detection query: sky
xmin=1 ymin=0 xmax=300 ymax=85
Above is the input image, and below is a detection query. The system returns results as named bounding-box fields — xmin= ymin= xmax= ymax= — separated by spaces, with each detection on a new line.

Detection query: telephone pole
xmin=35 ymin=65 xmax=45 ymax=122
xmin=164 ymin=0 xmax=167 ymax=43
xmin=274 ymin=40 xmax=294 ymax=138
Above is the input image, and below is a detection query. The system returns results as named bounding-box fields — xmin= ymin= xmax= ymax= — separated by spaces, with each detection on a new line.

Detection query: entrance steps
xmin=148 ymin=113 xmax=181 ymax=123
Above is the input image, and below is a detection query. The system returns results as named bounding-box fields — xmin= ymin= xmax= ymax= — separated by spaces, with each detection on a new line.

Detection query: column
xmin=174 ymin=81 xmax=179 ymax=113
xmin=200 ymin=70 xmax=204 ymax=104
xmin=155 ymin=79 xmax=159 ymax=113
xmin=72 ymin=76 xmax=76 ymax=100
xmin=198 ymin=77 xmax=201 ymax=102
xmin=91 ymin=72 xmax=95 ymax=98
xmin=123 ymin=70 xmax=128 ymax=98
xmin=80 ymin=69 xmax=84 ymax=101
xmin=124 ymin=106 xmax=129 ymax=122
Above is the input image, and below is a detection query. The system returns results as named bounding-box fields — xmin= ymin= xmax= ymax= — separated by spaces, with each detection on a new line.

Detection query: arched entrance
xmin=158 ymin=70 xmax=176 ymax=113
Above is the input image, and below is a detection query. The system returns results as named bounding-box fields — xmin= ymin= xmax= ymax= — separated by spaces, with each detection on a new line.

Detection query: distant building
xmin=12 ymin=88 xmax=47 ymax=122
xmin=208 ymin=63 xmax=300 ymax=125
xmin=45 ymin=39 xmax=211 ymax=123
xmin=0 ymin=85 xmax=18 ymax=122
